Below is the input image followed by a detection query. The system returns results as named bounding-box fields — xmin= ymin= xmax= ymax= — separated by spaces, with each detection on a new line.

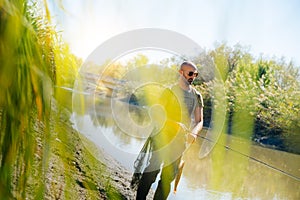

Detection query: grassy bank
xmin=28 ymin=101 xmax=134 ymax=199
xmin=0 ymin=97 xmax=135 ymax=199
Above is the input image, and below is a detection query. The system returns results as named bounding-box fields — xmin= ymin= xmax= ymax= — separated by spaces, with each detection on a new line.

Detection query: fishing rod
xmin=191 ymin=132 xmax=300 ymax=182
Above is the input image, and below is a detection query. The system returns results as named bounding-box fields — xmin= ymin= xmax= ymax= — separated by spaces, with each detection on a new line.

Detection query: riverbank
xmin=31 ymin=102 xmax=152 ymax=199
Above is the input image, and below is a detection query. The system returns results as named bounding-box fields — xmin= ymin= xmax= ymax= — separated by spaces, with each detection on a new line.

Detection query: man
xmin=132 ymin=61 xmax=204 ymax=200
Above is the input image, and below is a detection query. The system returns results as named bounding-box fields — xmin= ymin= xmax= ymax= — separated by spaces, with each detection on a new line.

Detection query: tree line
xmin=193 ymin=43 xmax=300 ymax=154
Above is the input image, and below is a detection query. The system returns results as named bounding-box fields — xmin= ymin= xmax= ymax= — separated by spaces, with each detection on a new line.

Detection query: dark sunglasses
xmin=186 ymin=71 xmax=199 ymax=77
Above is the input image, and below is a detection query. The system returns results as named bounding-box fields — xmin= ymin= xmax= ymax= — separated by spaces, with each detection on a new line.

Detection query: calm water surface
xmin=72 ymin=98 xmax=300 ymax=200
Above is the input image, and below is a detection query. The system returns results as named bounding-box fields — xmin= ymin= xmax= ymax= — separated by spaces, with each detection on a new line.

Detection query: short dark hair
xmin=180 ymin=61 xmax=197 ymax=70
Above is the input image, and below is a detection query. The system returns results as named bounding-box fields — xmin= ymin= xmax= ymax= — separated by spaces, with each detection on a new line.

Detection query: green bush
xmin=197 ymin=43 xmax=300 ymax=153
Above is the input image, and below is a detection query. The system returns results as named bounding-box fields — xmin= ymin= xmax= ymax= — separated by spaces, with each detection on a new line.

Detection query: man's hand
xmin=178 ymin=122 xmax=198 ymax=144
xmin=186 ymin=133 xmax=197 ymax=144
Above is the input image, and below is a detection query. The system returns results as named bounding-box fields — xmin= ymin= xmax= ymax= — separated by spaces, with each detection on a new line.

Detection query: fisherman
xmin=131 ymin=61 xmax=204 ymax=200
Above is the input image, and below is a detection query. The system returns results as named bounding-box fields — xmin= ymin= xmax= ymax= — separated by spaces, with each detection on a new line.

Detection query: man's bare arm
xmin=187 ymin=106 xmax=203 ymax=143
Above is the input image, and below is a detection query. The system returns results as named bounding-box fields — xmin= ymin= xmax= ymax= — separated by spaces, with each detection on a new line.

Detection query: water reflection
xmin=72 ymin=97 xmax=300 ymax=199
xmin=183 ymin=137 xmax=300 ymax=199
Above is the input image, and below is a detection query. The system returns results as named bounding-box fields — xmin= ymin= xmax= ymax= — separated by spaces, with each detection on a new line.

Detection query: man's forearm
xmin=191 ymin=121 xmax=203 ymax=136
xmin=185 ymin=121 xmax=203 ymax=144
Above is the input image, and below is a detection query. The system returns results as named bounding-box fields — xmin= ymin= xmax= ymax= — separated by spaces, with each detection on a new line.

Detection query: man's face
xmin=180 ymin=65 xmax=198 ymax=85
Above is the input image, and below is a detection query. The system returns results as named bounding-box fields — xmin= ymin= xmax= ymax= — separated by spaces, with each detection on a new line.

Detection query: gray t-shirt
xmin=171 ymin=85 xmax=204 ymax=128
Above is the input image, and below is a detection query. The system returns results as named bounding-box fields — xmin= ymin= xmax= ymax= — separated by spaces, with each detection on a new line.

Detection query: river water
xmin=72 ymin=97 xmax=300 ymax=200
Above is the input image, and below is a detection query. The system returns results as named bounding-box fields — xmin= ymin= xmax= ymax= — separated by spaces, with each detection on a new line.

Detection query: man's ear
xmin=178 ymin=69 xmax=183 ymax=75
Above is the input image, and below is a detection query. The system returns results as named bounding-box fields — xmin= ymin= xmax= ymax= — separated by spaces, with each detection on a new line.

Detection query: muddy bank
xmin=41 ymin=104 xmax=154 ymax=200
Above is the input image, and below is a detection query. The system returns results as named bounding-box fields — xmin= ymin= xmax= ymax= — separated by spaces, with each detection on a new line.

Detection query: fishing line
xmin=194 ymin=133 xmax=300 ymax=182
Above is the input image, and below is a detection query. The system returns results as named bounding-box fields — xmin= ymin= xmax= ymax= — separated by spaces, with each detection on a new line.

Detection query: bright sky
xmin=49 ymin=0 xmax=300 ymax=66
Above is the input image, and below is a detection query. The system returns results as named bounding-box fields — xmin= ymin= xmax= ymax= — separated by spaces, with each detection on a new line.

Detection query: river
xmin=71 ymin=97 xmax=300 ymax=200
